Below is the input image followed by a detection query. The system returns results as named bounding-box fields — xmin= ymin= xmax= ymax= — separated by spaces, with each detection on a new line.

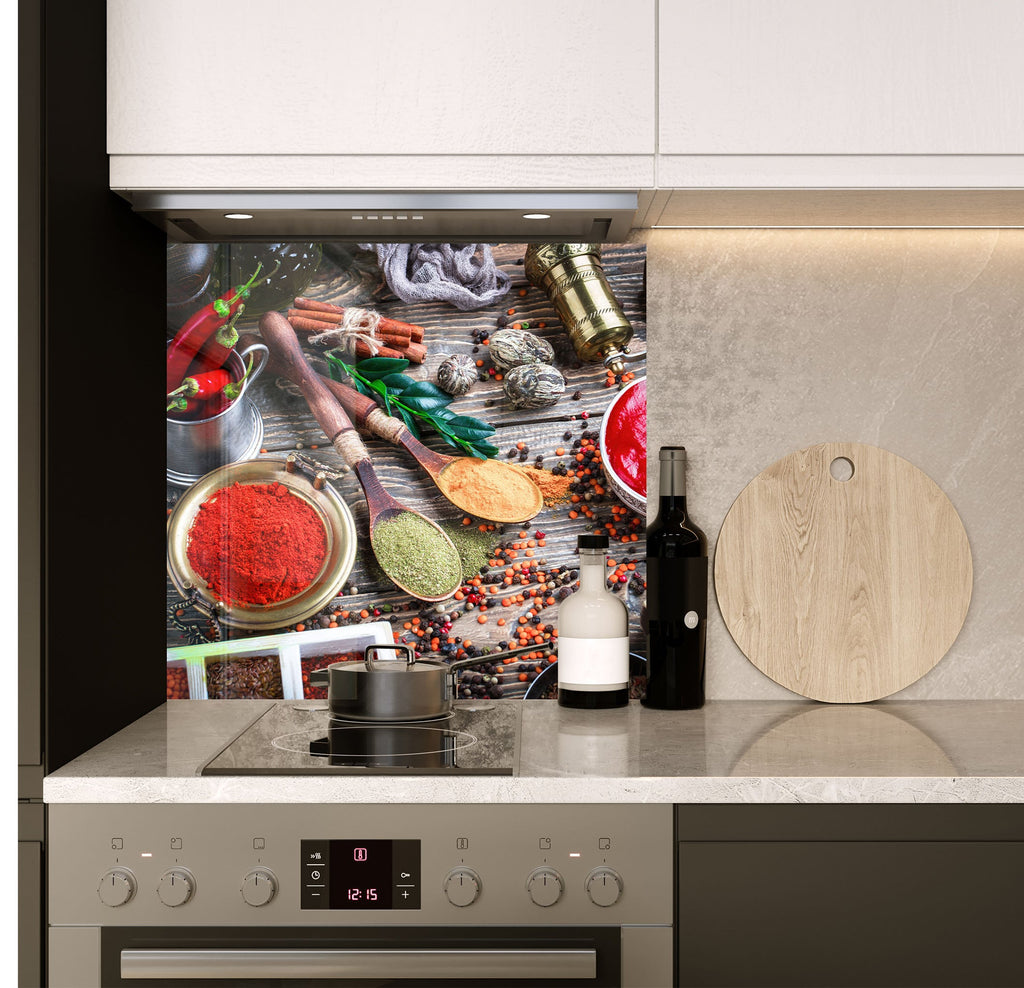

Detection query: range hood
xmin=119 ymin=191 xmax=639 ymax=243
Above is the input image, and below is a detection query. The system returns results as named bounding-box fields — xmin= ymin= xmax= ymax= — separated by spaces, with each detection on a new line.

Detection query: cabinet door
xmin=659 ymin=0 xmax=1024 ymax=156
xmin=19 ymin=841 xmax=42 ymax=988
xmin=677 ymin=840 xmax=1024 ymax=987
xmin=108 ymin=0 xmax=655 ymax=157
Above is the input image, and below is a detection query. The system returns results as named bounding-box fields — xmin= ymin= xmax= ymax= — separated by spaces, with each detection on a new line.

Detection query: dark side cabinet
xmin=675 ymin=805 xmax=1024 ymax=988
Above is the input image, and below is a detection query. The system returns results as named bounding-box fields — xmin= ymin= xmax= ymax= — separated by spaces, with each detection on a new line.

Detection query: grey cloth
xmin=361 ymin=243 xmax=511 ymax=311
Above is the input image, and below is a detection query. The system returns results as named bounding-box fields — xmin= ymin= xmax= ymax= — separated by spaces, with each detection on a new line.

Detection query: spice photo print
xmin=165 ymin=242 xmax=647 ymax=702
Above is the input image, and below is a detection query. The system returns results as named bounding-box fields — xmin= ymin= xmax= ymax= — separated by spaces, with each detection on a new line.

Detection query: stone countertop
xmin=43 ymin=699 xmax=1024 ymax=804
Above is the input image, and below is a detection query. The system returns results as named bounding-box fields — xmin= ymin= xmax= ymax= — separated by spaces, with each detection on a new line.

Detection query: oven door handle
xmin=121 ymin=947 xmax=598 ymax=981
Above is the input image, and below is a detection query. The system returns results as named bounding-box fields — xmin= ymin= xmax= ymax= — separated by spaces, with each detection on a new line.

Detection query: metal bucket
xmin=166 ymin=341 xmax=268 ymax=487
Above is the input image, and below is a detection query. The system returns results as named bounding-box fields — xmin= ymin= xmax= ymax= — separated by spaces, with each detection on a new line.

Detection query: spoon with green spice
xmin=259 ymin=311 xmax=463 ymax=602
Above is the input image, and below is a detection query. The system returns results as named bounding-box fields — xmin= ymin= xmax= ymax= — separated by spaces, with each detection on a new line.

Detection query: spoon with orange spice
xmin=241 ymin=333 xmax=543 ymax=524
xmin=258 ymin=311 xmax=463 ymax=602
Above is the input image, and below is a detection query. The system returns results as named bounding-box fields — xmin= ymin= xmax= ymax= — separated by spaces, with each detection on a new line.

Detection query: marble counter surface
xmin=43 ymin=699 xmax=1024 ymax=804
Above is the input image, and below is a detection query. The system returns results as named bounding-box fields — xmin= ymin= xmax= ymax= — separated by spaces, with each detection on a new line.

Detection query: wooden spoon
xmin=241 ymin=333 xmax=543 ymax=523
xmin=257 ymin=311 xmax=462 ymax=602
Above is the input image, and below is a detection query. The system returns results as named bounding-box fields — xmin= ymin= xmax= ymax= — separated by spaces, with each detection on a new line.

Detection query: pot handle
xmin=364 ymin=643 xmax=416 ymax=672
xmin=309 ymin=669 xmax=329 ymax=687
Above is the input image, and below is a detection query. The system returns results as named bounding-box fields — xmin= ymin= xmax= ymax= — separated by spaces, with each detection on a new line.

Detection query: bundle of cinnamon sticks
xmin=287 ymin=297 xmax=427 ymax=363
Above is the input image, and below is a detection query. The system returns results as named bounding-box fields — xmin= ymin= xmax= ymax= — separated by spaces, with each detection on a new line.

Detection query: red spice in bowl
xmin=600 ymin=377 xmax=647 ymax=511
xmin=186 ymin=481 xmax=328 ymax=608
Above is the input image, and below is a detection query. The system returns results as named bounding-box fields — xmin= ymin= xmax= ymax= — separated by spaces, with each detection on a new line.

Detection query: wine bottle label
xmin=646 ymin=556 xmax=707 ymax=621
xmin=557 ymin=636 xmax=629 ymax=691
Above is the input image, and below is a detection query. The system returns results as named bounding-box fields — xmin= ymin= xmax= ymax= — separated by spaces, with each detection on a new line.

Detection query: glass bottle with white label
xmin=557 ymin=533 xmax=630 ymax=708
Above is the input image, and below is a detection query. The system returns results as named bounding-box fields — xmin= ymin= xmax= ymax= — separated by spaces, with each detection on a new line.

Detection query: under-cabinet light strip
xmin=649 ymin=224 xmax=1024 ymax=229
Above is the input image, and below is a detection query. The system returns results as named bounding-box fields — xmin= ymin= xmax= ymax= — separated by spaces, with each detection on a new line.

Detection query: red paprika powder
xmin=186 ymin=481 xmax=328 ymax=607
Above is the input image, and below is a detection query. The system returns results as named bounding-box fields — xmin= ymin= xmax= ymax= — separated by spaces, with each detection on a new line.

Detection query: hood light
xmin=224 ymin=212 xmax=254 ymax=220
xmin=523 ymin=212 xmax=551 ymax=220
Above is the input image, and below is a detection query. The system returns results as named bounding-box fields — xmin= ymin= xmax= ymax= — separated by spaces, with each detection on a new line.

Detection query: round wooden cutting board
xmin=714 ymin=442 xmax=972 ymax=703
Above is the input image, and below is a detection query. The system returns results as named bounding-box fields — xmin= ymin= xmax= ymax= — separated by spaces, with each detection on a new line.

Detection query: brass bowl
xmin=167 ymin=457 xmax=357 ymax=630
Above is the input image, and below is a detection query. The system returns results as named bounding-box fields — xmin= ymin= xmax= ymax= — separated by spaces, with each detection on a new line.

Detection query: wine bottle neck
xmin=659 ymin=455 xmax=687 ymax=498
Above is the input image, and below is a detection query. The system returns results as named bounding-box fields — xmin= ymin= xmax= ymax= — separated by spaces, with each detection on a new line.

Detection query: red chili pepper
xmin=222 ymin=353 xmax=256 ymax=401
xmin=182 ymin=352 xmax=257 ymax=416
xmin=165 ymin=264 xmax=262 ymax=393
xmin=167 ymin=368 xmax=232 ymax=406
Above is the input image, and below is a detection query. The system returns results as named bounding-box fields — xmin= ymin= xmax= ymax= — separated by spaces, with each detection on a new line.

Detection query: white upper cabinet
xmin=658 ymin=0 xmax=1024 ymax=188
xmin=107 ymin=0 xmax=656 ymax=189
xmin=109 ymin=0 xmax=1024 ymax=198
xmin=660 ymin=0 xmax=1024 ymax=156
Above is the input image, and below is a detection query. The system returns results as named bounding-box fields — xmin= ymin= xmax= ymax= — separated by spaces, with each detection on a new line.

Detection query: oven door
xmin=99 ymin=926 xmax=625 ymax=987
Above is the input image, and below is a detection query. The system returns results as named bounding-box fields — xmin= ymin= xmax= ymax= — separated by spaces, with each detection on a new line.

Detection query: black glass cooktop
xmin=201 ymin=701 xmax=520 ymax=775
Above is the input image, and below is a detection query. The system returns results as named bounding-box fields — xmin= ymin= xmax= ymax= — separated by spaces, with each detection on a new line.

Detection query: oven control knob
xmin=526 ymin=867 xmax=564 ymax=907
xmin=585 ymin=867 xmax=623 ymax=907
xmin=444 ymin=867 xmax=481 ymax=907
xmin=157 ymin=868 xmax=196 ymax=907
xmin=98 ymin=868 xmax=137 ymax=907
xmin=241 ymin=868 xmax=278 ymax=907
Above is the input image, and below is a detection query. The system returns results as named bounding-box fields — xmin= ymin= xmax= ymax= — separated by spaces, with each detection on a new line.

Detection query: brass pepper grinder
xmin=524 ymin=243 xmax=633 ymax=375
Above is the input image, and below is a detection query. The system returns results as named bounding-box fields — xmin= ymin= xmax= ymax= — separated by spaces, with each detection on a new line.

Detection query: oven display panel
xmin=301 ymin=839 xmax=421 ymax=909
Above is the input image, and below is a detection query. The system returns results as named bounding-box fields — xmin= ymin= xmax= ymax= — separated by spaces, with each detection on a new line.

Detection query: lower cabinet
xmin=675 ymin=806 xmax=1024 ymax=988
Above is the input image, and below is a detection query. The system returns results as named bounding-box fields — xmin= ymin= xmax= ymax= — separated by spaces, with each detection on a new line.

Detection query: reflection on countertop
xmin=44 ymin=699 xmax=1024 ymax=805
xmin=518 ymin=699 xmax=1023 ymax=779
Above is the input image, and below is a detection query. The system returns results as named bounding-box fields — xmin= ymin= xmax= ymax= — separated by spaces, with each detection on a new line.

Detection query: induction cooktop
xmin=201 ymin=701 xmax=521 ymax=775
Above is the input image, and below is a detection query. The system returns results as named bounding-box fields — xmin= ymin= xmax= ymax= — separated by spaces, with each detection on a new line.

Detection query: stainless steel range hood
xmin=120 ymin=191 xmax=639 ymax=243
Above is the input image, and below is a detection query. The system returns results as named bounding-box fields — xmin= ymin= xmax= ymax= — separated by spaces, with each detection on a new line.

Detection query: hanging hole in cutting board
xmin=830 ymin=456 xmax=855 ymax=482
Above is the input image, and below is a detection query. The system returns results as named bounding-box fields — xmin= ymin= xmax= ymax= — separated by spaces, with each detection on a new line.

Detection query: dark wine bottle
xmin=643 ymin=447 xmax=708 ymax=709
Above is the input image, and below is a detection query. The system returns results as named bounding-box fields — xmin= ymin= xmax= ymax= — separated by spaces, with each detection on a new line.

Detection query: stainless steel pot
xmin=309 ymin=644 xmax=496 ymax=722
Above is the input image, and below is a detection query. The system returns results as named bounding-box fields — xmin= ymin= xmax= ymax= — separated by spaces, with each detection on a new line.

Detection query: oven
xmin=48 ymin=803 xmax=673 ymax=987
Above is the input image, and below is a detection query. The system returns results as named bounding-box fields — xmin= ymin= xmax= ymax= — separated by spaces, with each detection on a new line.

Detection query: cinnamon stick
xmin=286 ymin=309 xmax=412 ymax=346
xmin=294 ymin=297 xmax=425 ymax=343
xmin=351 ymin=339 xmax=407 ymax=361
xmin=400 ymin=342 xmax=428 ymax=364
xmin=287 ymin=315 xmax=346 ymax=335
xmin=285 ymin=317 xmax=418 ymax=363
